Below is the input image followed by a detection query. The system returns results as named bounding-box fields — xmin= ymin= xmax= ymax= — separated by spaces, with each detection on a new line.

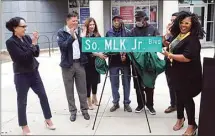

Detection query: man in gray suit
xmin=57 ymin=13 xmax=90 ymax=122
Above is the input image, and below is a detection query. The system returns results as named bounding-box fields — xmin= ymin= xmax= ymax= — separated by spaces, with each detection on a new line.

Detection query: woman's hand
xmin=162 ymin=47 xmax=173 ymax=60
xmin=32 ymin=31 xmax=39 ymax=45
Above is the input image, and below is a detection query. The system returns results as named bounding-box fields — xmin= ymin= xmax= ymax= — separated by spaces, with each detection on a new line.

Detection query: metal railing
xmin=51 ymin=31 xmax=58 ymax=53
xmin=36 ymin=31 xmax=59 ymax=57
xmin=37 ymin=35 xmax=51 ymax=57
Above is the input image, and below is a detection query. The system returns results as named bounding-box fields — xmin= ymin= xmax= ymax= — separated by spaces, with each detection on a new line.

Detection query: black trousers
xmin=176 ymin=90 xmax=196 ymax=125
xmin=87 ymin=83 xmax=97 ymax=97
xmin=165 ymin=70 xmax=177 ymax=107
xmin=136 ymin=87 xmax=154 ymax=108
xmin=132 ymin=66 xmax=154 ymax=108
xmin=14 ymin=70 xmax=52 ymax=126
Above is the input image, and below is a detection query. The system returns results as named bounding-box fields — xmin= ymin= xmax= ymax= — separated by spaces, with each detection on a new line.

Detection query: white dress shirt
xmin=66 ymin=26 xmax=80 ymax=59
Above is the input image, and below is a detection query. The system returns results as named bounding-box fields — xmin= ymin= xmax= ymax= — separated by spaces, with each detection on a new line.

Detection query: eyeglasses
xmin=18 ymin=25 xmax=27 ymax=28
xmin=179 ymin=21 xmax=191 ymax=26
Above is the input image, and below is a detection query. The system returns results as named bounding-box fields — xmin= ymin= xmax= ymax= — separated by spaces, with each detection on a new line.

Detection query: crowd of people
xmin=5 ymin=10 xmax=204 ymax=136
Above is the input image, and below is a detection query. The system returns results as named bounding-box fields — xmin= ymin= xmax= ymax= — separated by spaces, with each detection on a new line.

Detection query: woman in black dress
xmin=163 ymin=11 xmax=205 ymax=135
xmin=5 ymin=17 xmax=55 ymax=135
xmin=82 ymin=17 xmax=106 ymax=110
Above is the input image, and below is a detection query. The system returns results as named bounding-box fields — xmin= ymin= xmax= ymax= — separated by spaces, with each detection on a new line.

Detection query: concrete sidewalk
xmin=1 ymin=48 xmax=214 ymax=135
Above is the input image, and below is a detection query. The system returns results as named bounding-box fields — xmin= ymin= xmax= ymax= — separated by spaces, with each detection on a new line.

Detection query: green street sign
xmin=82 ymin=36 xmax=162 ymax=52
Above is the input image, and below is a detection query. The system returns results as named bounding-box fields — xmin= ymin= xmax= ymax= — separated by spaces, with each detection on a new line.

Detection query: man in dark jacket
xmin=128 ymin=11 xmax=160 ymax=115
xmin=57 ymin=13 xmax=90 ymax=122
xmin=106 ymin=15 xmax=132 ymax=112
xmin=163 ymin=12 xmax=179 ymax=114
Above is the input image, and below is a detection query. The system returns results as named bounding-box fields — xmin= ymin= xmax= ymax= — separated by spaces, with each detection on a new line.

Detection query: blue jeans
xmin=109 ymin=66 xmax=131 ymax=104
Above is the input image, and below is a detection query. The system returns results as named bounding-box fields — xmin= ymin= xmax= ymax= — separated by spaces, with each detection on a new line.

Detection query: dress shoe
xmin=164 ymin=106 xmax=177 ymax=113
xmin=22 ymin=126 xmax=31 ymax=136
xmin=22 ymin=132 xmax=32 ymax=136
xmin=70 ymin=114 xmax=76 ymax=122
xmin=110 ymin=103 xmax=120 ymax=112
xmin=87 ymin=97 xmax=94 ymax=110
xmin=173 ymin=118 xmax=185 ymax=131
xmin=82 ymin=113 xmax=90 ymax=120
xmin=92 ymin=94 xmax=99 ymax=106
xmin=124 ymin=104 xmax=132 ymax=112
xmin=45 ymin=121 xmax=56 ymax=130
xmin=182 ymin=125 xmax=198 ymax=136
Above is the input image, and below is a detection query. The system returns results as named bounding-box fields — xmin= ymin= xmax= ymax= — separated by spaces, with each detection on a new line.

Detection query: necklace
xmin=177 ymin=32 xmax=191 ymax=41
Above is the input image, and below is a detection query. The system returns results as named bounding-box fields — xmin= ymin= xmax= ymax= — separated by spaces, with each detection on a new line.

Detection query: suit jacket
xmin=6 ymin=35 xmax=39 ymax=74
xmin=167 ymin=35 xmax=202 ymax=97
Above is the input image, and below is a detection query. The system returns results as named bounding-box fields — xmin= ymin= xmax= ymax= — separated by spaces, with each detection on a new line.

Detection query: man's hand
xmin=70 ymin=28 xmax=77 ymax=39
xmin=121 ymin=56 xmax=126 ymax=62
xmin=81 ymin=26 xmax=87 ymax=37
xmin=162 ymin=36 xmax=170 ymax=47
xmin=166 ymin=23 xmax=172 ymax=35
xmin=98 ymin=53 xmax=107 ymax=60
xmin=32 ymin=31 xmax=39 ymax=46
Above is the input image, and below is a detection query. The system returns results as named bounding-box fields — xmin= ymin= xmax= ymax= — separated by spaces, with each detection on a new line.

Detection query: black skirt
xmin=85 ymin=55 xmax=100 ymax=85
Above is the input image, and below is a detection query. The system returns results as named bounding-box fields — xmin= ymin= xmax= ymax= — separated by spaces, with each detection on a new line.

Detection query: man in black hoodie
xmin=128 ymin=11 xmax=160 ymax=115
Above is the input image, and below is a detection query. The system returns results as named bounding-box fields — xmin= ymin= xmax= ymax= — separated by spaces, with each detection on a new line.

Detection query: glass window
xmin=206 ymin=22 xmax=214 ymax=41
xmin=178 ymin=0 xmax=191 ymax=4
xmin=150 ymin=5 xmax=157 ymax=24
xmin=111 ymin=0 xmax=159 ymax=30
xmin=207 ymin=4 xmax=215 ymax=21
xmin=179 ymin=7 xmax=191 ymax=12
xmin=178 ymin=0 xmax=209 ymax=4
xmin=191 ymin=0 xmax=207 ymax=4
xmin=193 ymin=7 xmax=205 ymax=27
xmin=69 ymin=0 xmax=78 ymax=8
xmin=68 ymin=0 xmax=90 ymax=25
xmin=208 ymin=0 xmax=215 ymax=3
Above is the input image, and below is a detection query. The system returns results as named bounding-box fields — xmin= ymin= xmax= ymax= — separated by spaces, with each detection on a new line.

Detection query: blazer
xmin=167 ymin=35 xmax=202 ymax=97
xmin=6 ymin=35 xmax=39 ymax=74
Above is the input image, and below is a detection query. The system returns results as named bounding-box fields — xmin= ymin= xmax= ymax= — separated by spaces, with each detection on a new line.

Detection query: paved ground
xmin=1 ymin=48 xmax=214 ymax=135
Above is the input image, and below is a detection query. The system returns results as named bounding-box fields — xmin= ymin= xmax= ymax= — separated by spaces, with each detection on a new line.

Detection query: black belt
xmin=73 ymin=59 xmax=80 ymax=63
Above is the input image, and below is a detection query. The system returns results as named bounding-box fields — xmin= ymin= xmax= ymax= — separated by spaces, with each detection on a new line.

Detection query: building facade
xmin=1 ymin=0 xmax=215 ymax=50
